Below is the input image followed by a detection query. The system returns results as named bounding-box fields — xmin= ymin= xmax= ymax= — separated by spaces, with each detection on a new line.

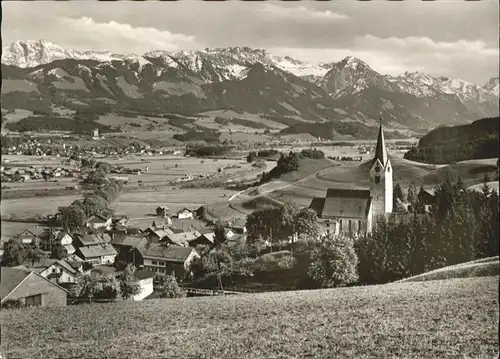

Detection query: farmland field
xmin=0 ymin=276 xmax=497 ymax=358
xmin=1 ymin=195 xmax=80 ymax=219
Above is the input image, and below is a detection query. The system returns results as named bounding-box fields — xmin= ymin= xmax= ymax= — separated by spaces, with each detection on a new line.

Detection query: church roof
xmin=374 ymin=119 xmax=388 ymax=167
xmin=309 ymin=188 xmax=372 ymax=219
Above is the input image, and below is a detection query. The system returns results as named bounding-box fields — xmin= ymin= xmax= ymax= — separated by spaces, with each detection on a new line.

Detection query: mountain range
xmin=2 ymin=40 xmax=499 ymax=139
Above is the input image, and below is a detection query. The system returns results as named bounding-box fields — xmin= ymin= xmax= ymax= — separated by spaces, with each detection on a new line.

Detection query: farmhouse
xmin=143 ymin=227 xmax=176 ymax=243
xmin=174 ymin=208 xmax=195 ymax=219
xmin=86 ymin=213 xmax=113 ymax=230
xmin=162 ymin=230 xmax=202 ymax=247
xmin=138 ymin=244 xmax=200 ymax=278
xmin=31 ymin=259 xmax=81 ymax=285
xmin=309 ymin=120 xmax=393 ymax=236
xmin=40 ymin=230 xmax=75 ymax=255
xmin=0 ymin=267 xmax=68 ymax=307
xmin=189 ymin=232 xmax=216 ymax=247
xmin=15 ymin=226 xmax=48 ymax=246
xmin=75 ymin=244 xmax=117 ymax=265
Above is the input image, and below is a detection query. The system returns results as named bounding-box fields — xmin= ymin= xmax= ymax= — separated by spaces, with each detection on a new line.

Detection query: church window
xmin=375 ymin=165 xmax=381 ymax=173
xmin=387 ymin=166 xmax=391 ymax=173
xmin=348 ymin=220 xmax=352 ymax=234
xmin=339 ymin=219 xmax=343 ymax=229
xmin=358 ymin=220 xmax=362 ymax=233
xmin=375 ymin=175 xmax=380 ymax=184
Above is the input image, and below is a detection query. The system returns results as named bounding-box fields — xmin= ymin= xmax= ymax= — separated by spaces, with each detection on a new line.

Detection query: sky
xmin=3 ymin=1 xmax=499 ymax=84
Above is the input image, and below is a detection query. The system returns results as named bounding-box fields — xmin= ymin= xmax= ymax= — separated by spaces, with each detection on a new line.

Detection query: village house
xmin=143 ymin=227 xmax=176 ymax=243
xmin=133 ymin=270 xmax=155 ymax=301
xmin=138 ymin=244 xmax=200 ymax=279
xmin=0 ymin=267 xmax=68 ymax=307
xmin=15 ymin=227 xmax=48 ymax=247
xmin=226 ymin=218 xmax=247 ymax=235
xmin=86 ymin=213 xmax=113 ymax=230
xmin=30 ymin=259 xmax=81 ymax=285
xmin=174 ymin=208 xmax=195 ymax=219
xmin=40 ymin=230 xmax=75 ymax=255
xmin=75 ymin=244 xmax=117 ymax=265
xmin=156 ymin=206 xmax=170 ymax=218
xmin=309 ymin=120 xmax=393 ymax=236
xmin=189 ymin=232 xmax=216 ymax=247
xmin=162 ymin=230 xmax=202 ymax=247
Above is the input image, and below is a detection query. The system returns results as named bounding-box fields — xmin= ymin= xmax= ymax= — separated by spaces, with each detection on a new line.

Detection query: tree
xmin=407 ymin=183 xmax=417 ymax=209
xmin=293 ymin=208 xmax=320 ymax=241
xmin=26 ymin=245 xmax=45 ymax=267
xmin=51 ymin=244 xmax=68 ymax=260
xmin=393 ymin=184 xmax=405 ymax=206
xmin=2 ymin=239 xmax=26 ymax=266
xmin=72 ymin=273 xmax=103 ymax=303
xmin=60 ymin=205 xmax=87 ymax=231
xmin=481 ymin=173 xmax=491 ymax=197
xmin=246 ymin=203 xmax=298 ymax=245
xmin=246 ymin=151 xmax=257 ymax=163
xmin=118 ymin=264 xmax=141 ymax=300
xmin=158 ymin=274 xmax=185 ymax=299
xmin=213 ymin=223 xmax=228 ymax=248
xmin=308 ymin=235 xmax=359 ymax=288
xmin=83 ymin=194 xmax=108 ymax=217
xmin=95 ymin=276 xmax=120 ymax=301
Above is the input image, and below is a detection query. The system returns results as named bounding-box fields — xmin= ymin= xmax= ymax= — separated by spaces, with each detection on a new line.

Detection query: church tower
xmin=369 ymin=118 xmax=393 ymax=218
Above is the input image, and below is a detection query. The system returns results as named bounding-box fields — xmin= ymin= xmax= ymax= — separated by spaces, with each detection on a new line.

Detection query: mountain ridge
xmin=2 ymin=40 xmax=498 ymax=138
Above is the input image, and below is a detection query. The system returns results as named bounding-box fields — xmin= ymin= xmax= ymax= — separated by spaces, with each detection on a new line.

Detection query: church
xmin=308 ymin=120 xmax=393 ymax=236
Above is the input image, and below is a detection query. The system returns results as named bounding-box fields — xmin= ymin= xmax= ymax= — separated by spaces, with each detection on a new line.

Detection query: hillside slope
xmin=404 ymin=117 xmax=500 ymax=164
xmin=0 ymin=276 xmax=497 ymax=358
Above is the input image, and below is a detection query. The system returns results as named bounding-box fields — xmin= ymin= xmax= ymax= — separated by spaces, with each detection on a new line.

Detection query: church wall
xmin=384 ymin=162 xmax=393 ymax=213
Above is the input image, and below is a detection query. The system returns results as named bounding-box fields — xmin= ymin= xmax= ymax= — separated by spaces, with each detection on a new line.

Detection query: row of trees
xmin=59 ymin=164 xmax=124 ymax=231
xmin=357 ymin=178 xmax=499 ymax=284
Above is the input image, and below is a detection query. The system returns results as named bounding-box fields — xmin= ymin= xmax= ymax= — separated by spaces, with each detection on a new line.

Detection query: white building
xmin=309 ymin=120 xmax=393 ymax=236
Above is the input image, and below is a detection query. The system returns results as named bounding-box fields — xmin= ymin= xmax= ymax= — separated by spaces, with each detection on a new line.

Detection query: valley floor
xmin=0 ymin=276 xmax=498 ymax=358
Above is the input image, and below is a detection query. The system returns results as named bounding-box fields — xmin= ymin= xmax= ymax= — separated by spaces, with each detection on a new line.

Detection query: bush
xmin=300 ymin=148 xmax=325 ymax=159
xmin=2 ymin=299 xmax=24 ymax=309
xmin=308 ymin=235 xmax=359 ymax=288
xmin=158 ymin=274 xmax=185 ymax=299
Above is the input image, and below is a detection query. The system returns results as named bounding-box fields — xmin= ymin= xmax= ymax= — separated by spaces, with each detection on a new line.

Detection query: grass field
xmin=0 ymin=276 xmax=497 ymax=358
xmin=399 ymin=257 xmax=499 ymax=283
xmin=1 ymin=195 xmax=80 ymax=219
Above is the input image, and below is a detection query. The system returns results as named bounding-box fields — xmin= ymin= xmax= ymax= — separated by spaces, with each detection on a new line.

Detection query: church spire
xmin=374 ymin=117 xmax=388 ymax=167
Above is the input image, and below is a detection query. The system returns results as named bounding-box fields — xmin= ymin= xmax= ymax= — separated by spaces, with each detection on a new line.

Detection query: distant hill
xmin=404 ymin=117 xmax=499 ymax=164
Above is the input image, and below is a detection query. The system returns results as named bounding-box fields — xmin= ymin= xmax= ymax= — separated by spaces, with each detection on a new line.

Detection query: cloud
xmin=257 ymin=3 xmax=348 ymax=22
xmin=355 ymin=35 xmax=498 ymax=57
xmin=57 ymin=17 xmax=198 ymax=53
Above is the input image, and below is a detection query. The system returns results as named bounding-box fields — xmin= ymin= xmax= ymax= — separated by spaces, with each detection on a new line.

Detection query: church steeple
xmin=374 ymin=117 xmax=388 ymax=167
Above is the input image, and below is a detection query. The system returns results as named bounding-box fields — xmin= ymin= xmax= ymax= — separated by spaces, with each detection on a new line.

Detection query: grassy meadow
xmin=0 ymin=276 xmax=497 ymax=358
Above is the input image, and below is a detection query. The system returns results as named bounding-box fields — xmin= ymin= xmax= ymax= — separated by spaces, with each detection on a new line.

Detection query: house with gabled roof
xmin=162 ymin=230 xmax=202 ymax=247
xmin=29 ymin=258 xmax=81 ymax=285
xmin=75 ymin=244 xmax=117 ymax=265
xmin=15 ymin=226 xmax=48 ymax=246
xmin=0 ymin=266 xmax=68 ymax=307
xmin=143 ymin=226 xmax=176 ymax=243
xmin=137 ymin=243 xmax=200 ymax=278
xmin=72 ymin=233 xmax=100 ymax=248
xmin=189 ymin=232 xmax=216 ymax=247
xmin=86 ymin=213 xmax=113 ymax=230
xmin=173 ymin=208 xmax=195 ymax=219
